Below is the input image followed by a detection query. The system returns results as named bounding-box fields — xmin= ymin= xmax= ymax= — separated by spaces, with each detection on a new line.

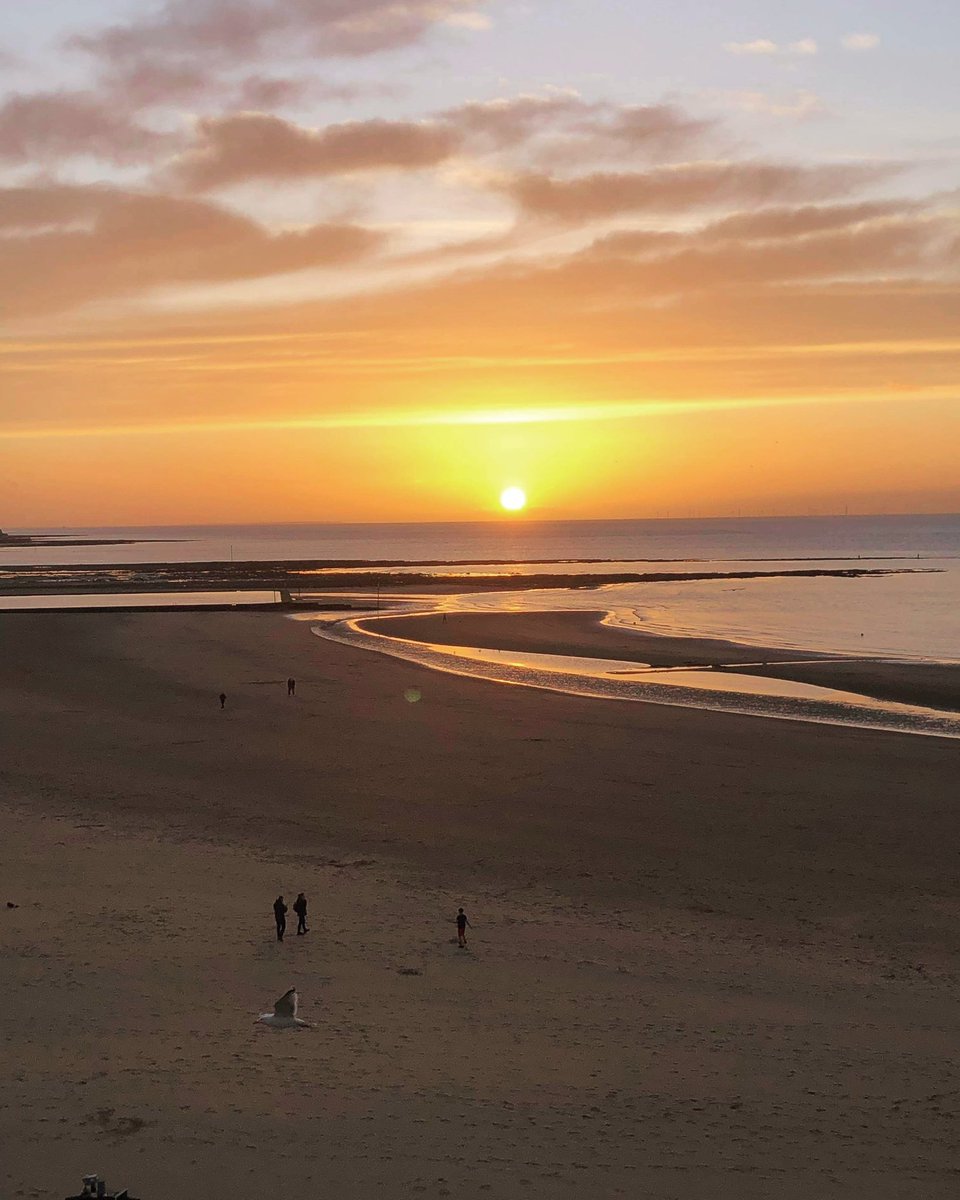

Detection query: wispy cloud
xmin=165 ymin=96 xmax=715 ymax=190
xmin=502 ymin=161 xmax=895 ymax=221
xmin=725 ymin=90 xmax=826 ymax=120
xmin=705 ymin=200 xmax=918 ymax=240
xmin=841 ymin=33 xmax=881 ymax=51
xmin=443 ymin=10 xmax=491 ymax=31
xmin=724 ymin=39 xmax=778 ymax=56
xmin=57 ymin=0 xmax=492 ymax=117
xmin=171 ymin=113 xmax=459 ymax=189
xmin=445 ymin=94 xmax=713 ymax=158
xmin=70 ymin=0 xmax=491 ymax=72
xmin=0 ymin=91 xmax=168 ymax=164
xmin=723 ymin=38 xmax=817 ymax=57
xmin=3 ymin=386 xmax=956 ymax=442
xmin=0 ymin=185 xmax=384 ymax=316
xmin=0 ymin=45 xmax=23 ymax=70
xmin=577 ymin=213 xmax=952 ymax=294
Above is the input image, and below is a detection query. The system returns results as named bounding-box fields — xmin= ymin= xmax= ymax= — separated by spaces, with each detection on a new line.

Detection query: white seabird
xmin=256 ymin=987 xmax=313 ymax=1029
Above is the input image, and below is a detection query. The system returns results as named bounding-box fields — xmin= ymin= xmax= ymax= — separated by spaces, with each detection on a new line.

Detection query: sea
xmin=4 ymin=514 xmax=958 ymax=663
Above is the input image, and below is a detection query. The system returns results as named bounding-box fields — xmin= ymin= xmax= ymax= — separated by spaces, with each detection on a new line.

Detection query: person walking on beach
xmin=293 ymin=892 xmax=308 ymax=935
xmin=274 ymin=895 xmax=287 ymax=941
xmin=219 ymin=692 xmax=227 ymax=709
xmin=287 ymin=677 xmax=296 ymax=696
xmin=455 ymin=907 xmax=471 ymax=948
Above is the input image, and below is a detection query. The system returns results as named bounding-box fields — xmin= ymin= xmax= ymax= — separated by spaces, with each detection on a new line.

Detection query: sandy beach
xmin=3 ymin=609 xmax=960 ymax=1198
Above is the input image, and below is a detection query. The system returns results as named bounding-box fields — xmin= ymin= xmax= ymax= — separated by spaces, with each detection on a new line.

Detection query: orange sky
xmin=2 ymin=2 xmax=959 ymax=525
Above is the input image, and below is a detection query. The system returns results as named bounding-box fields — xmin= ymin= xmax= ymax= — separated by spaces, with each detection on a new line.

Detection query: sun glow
xmin=500 ymin=485 xmax=527 ymax=512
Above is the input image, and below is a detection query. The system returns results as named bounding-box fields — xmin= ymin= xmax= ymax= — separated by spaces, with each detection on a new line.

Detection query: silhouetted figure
xmin=287 ymin=678 xmax=296 ymax=696
xmin=274 ymin=895 xmax=287 ymax=941
xmin=219 ymin=692 xmax=227 ymax=709
xmin=456 ymin=907 xmax=471 ymax=948
xmin=293 ymin=892 xmax=308 ymax=934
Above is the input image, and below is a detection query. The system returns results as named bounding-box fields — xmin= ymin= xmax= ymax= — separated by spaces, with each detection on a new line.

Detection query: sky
xmin=1 ymin=0 xmax=958 ymax=526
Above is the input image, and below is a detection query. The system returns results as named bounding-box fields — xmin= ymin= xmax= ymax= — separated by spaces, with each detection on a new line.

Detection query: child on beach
xmin=455 ymin=907 xmax=471 ymax=947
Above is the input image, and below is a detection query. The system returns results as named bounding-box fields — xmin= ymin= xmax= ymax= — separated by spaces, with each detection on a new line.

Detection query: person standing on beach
xmin=293 ymin=892 xmax=308 ymax=935
xmin=287 ymin=678 xmax=296 ymax=696
xmin=455 ymin=907 xmax=471 ymax=948
xmin=274 ymin=895 xmax=287 ymax=941
xmin=219 ymin=692 xmax=227 ymax=709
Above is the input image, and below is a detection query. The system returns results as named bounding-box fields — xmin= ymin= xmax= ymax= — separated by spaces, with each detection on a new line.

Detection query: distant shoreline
xmin=0 ymin=532 xmax=179 ymax=549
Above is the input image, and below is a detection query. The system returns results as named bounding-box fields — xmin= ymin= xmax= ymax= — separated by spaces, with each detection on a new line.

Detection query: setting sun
xmin=500 ymin=486 xmax=527 ymax=512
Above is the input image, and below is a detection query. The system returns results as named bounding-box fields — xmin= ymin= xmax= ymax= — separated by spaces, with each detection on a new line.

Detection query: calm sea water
xmin=4 ymin=515 xmax=958 ymax=662
xmin=5 ymin=513 xmax=959 ymax=566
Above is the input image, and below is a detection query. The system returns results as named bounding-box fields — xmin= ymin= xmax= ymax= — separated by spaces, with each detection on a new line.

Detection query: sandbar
xmin=365 ymin=609 xmax=960 ymax=712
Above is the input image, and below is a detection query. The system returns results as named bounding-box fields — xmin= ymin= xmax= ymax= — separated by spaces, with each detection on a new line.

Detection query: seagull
xmin=256 ymin=987 xmax=313 ymax=1029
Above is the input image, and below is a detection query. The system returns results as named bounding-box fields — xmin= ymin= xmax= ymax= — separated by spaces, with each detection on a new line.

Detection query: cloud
xmin=195 ymin=208 xmax=957 ymax=376
xmin=706 ymin=201 xmax=918 ymax=241
xmin=0 ymin=83 xmax=702 ymax=179
xmin=230 ymin=75 xmax=311 ymax=110
xmin=2 ymin=190 xmax=957 ymax=458
xmin=502 ymin=161 xmax=897 ymax=222
xmin=443 ymin=94 xmax=711 ymax=156
xmin=71 ymin=0 xmax=490 ymax=72
xmin=0 ymin=184 xmax=114 ymax=232
xmin=94 ymin=56 xmax=379 ymax=114
xmin=576 ymin=215 xmax=951 ymax=295
xmin=98 ymin=60 xmax=214 ymax=108
xmin=726 ymin=91 xmax=825 ymax=120
xmin=578 ymin=103 xmax=715 ymax=153
xmin=228 ymin=73 xmax=378 ymax=109
xmin=842 ymin=33 xmax=881 ymax=51
xmin=724 ymin=39 xmax=779 ymax=56
xmin=169 ymin=96 xmax=711 ymax=193
xmin=58 ymin=2 xmax=492 ymax=125
xmin=584 ymin=201 xmax=921 ymax=260
xmin=443 ymin=92 xmax=591 ymax=147
xmin=172 ymin=112 xmax=460 ymax=189
xmin=443 ymin=10 xmax=491 ymax=30
xmin=0 ymin=90 xmax=167 ymax=164
xmin=723 ymin=38 xmax=817 ymax=56
xmin=0 ymin=184 xmax=384 ymax=316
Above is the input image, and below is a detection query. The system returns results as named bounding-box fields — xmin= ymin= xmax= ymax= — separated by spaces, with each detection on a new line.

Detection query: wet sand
xmin=366 ymin=609 xmax=960 ymax=712
xmin=2 ymin=610 xmax=960 ymax=1198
